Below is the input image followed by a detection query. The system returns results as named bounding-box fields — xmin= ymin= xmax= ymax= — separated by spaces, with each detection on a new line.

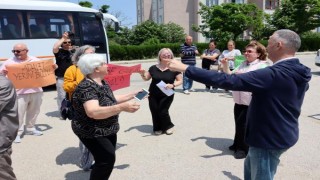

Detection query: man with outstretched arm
xmin=167 ymin=29 xmax=311 ymax=180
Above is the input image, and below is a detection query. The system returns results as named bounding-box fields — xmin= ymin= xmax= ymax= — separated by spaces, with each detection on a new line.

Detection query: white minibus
xmin=0 ymin=0 xmax=119 ymax=64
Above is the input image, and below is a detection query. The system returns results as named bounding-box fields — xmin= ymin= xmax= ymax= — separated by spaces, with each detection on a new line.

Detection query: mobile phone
xmin=134 ymin=88 xmax=149 ymax=101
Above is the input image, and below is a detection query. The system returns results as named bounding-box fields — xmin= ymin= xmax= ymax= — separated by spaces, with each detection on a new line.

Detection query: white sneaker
xmin=154 ymin=131 xmax=163 ymax=135
xmin=189 ymin=89 xmax=196 ymax=92
xmin=165 ymin=128 xmax=174 ymax=135
xmin=183 ymin=90 xmax=190 ymax=94
xmin=14 ymin=136 xmax=21 ymax=143
xmin=26 ymin=129 xmax=43 ymax=136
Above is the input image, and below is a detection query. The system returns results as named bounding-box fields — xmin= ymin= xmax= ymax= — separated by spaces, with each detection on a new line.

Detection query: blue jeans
xmin=244 ymin=147 xmax=287 ymax=180
xmin=183 ymin=64 xmax=195 ymax=90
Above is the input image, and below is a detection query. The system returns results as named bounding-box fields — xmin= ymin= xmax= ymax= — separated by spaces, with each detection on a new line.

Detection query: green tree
xmin=100 ymin=5 xmax=110 ymax=13
xmin=160 ymin=22 xmax=186 ymax=43
xmin=131 ymin=20 xmax=163 ymax=45
xmin=78 ymin=1 xmax=93 ymax=8
xmin=113 ymin=27 xmax=134 ymax=45
xmin=270 ymin=0 xmax=320 ymax=34
xmin=195 ymin=3 xmax=264 ymax=41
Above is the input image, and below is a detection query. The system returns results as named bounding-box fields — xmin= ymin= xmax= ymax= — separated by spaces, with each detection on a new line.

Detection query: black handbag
xmin=60 ymin=94 xmax=74 ymax=120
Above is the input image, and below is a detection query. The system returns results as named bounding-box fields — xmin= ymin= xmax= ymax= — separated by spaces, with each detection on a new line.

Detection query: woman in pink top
xmin=221 ymin=42 xmax=269 ymax=159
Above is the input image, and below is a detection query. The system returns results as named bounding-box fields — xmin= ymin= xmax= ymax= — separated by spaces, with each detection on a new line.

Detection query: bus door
xmin=78 ymin=12 xmax=107 ymax=55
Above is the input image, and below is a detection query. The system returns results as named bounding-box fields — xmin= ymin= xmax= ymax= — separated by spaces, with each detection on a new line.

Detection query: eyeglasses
xmin=244 ymin=50 xmax=256 ymax=53
xmin=12 ymin=49 xmax=26 ymax=53
xmin=161 ymin=54 xmax=171 ymax=58
xmin=63 ymin=41 xmax=71 ymax=44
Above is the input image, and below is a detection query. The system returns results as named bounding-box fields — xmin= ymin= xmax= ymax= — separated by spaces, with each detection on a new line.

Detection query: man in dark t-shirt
xmin=53 ymin=32 xmax=73 ymax=117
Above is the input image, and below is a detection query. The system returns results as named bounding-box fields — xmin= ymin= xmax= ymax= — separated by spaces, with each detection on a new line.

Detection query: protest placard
xmin=6 ymin=59 xmax=56 ymax=89
xmin=105 ymin=64 xmax=141 ymax=91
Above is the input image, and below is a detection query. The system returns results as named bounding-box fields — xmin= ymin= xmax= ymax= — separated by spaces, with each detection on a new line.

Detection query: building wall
xmin=136 ymin=0 xmax=280 ymax=42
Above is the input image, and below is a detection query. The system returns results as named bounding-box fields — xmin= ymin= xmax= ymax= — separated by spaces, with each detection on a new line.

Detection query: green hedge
xmin=109 ymin=38 xmax=320 ymax=61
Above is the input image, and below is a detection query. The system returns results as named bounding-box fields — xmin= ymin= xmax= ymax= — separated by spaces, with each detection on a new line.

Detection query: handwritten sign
xmin=104 ymin=64 xmax=141 ymax=91
xmin=105 ymin=64 xmax=141 ymax=91
xmin=105 ymin=74 xmax=131 ymax=91
xmin=6 ymin=59 xmax=56 ymax=89
xmin=107 ymin=64 xmax=141 ymax=75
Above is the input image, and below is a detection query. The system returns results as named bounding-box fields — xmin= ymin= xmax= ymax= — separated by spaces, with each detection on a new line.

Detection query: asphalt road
xmin=11 ymin=53 xmax=320 ymax=180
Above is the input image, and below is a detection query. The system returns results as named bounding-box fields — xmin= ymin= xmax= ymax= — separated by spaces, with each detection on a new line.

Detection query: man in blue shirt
xmin=167 ymin=29 xmax=311 ymax=180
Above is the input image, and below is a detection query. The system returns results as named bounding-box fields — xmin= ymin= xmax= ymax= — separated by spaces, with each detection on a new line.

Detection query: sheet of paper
xmin=156 ymin=80 xmax=174 ymax=96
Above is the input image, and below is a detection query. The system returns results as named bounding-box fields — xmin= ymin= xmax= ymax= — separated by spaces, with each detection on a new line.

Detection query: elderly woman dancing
xmin=72 ymin=53 xmax=141 ymax=180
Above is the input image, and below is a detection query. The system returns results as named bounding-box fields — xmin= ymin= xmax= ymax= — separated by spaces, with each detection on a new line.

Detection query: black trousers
xmin=232 ymin=103 xmax=249 ymax=153
xmin=148 ymin=94 xmax=174 ymax=132
xmin=80 ymin=134 xmax=117 ymax=180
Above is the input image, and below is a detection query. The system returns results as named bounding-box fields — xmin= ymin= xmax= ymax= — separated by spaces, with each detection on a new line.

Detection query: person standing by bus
xmin=53 ymin=32 xmax=73 ymax=118
xmin=0 ymin=43 xmax=44 ymax=143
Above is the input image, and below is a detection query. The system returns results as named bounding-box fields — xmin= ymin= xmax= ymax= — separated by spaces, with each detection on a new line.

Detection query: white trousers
xmin=17 ymin=92 xmax=43 ymax=136
xmin=56 ymin=78 xmax=65 ymax=111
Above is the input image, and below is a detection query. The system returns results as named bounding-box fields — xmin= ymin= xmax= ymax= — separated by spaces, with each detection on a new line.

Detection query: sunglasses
xmin=12 ymin=49 xmax=26 ymax=53
xmin=63 ymin=41 xmax=71 ymax=44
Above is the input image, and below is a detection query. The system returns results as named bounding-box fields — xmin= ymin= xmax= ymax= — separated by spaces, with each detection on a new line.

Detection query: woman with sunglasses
xmin=139 ymin=48 xmax=182 ymax=135
xmin=221 ymin=42 xmax=269 ymax=159
xmin=53 ymin=31 xmax=74 ymax=119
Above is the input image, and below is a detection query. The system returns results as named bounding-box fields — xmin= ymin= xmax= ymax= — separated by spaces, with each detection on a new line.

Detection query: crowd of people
xmin=0 ymin=29 xmax=311 ymax=180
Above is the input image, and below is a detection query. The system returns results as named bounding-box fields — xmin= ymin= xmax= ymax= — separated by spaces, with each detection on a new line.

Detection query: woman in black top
xmin=139 ymin=48 xmax=182 ymax=135
xmin=72 ymin=53 xmax=140 ymax=180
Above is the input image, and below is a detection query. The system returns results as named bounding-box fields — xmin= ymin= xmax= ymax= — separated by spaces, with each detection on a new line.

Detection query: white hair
xmin=77 ymin=53 xmax=106 ymax=75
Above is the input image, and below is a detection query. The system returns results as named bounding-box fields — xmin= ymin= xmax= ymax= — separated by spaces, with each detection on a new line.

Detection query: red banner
xmin=105 ymin=64 xmax=141 ymax=91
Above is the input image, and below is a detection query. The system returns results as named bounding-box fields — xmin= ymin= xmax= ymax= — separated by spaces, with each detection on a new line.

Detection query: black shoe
xmin=234 ymin=150 xmax=247 ymax=159
xmin=228 ymin=145 xmax=236 ymax=151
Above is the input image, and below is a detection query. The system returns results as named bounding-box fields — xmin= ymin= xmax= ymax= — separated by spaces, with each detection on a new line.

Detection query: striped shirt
xmin=180 ymin=43 xmax=198 ymax=65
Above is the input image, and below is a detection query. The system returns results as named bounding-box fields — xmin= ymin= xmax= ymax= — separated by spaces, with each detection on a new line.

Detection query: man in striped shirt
xmin=180 ymin=35 xmax=199 ymax=94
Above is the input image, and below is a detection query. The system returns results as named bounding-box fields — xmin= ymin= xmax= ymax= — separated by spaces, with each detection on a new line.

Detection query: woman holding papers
xmin=139 ymin=48 xmax=182 ymax=135
xmin=221 ymin=42 xmax=269 ymax=159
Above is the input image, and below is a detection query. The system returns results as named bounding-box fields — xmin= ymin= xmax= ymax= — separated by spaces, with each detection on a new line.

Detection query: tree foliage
xmin=100 ymin=5 xmax=110 ymax=13
xmin=270 ymin=0 xmax=320 ymax=34
xmin=160 ymin=22 xmax=186 ymax=43
xmin=78 ymin=1 xmax=93 ymax=8
xmin=113 ymin=20 xmax=185 ymax=45
xmin=195 ymin=3 xmax=264 ymax=41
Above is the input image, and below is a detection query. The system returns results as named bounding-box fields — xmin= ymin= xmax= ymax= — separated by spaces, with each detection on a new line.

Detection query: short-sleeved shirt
xmin=71 ymin=78 xmax=119 ymax=138
xmin=202 ymin=48 xmax=221 ymax=65
xmin=54 ymin=48 xmax=73 ymax=77
xmin=219 ymin=49 xmax=242 ymax=69
xmin=148 ymin=65 xmax=181 ymax=97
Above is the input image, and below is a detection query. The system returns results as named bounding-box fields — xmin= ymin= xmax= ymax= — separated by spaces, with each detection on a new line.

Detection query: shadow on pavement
xmin=56 ymin=147 xmax=80 ymax=166
xmin=191 ymin=136 xmax=233 ymax=158
xmin=222 ymin=171 xmax=241 ymax=180
xmin=46 ymin=110 xmax=61 ymax=118
xmin=35 ymin=124 xmax=52 ymax=132
xmin=311 ymin=71 xmax=320 ymax=76
xmin=124 ymin=124 xmax=153 ymax=134
xmin=114 ymin=164 xmax=130 ymax=170
xmin=65 ymin=170 xmax=90 ymax=180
